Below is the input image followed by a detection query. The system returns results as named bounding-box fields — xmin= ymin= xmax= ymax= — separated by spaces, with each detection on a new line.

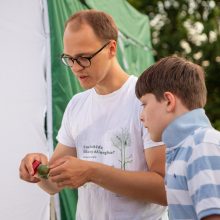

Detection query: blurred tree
xmin=128 ymin=0 xmax=220 ymax=130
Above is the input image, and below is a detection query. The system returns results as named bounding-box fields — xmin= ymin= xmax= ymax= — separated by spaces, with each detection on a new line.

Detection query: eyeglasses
xmin=61 ymin=41 xmax=110 ymax=68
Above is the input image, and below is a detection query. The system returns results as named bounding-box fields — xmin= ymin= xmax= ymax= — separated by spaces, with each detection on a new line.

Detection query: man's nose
xmin=71 ymin=62 xmax=84 ymax=72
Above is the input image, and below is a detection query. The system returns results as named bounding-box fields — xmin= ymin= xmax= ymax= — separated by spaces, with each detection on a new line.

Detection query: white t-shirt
xmin=57 ymin=75 xmax=166 ymax=220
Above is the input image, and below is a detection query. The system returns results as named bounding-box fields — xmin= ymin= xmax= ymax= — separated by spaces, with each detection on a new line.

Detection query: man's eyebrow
xmin=63 ymin=52 xmax=92 ymax=58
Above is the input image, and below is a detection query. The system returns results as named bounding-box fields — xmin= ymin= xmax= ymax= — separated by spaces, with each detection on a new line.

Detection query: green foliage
xmin=128 ymin=0 xmax=220 ymax=130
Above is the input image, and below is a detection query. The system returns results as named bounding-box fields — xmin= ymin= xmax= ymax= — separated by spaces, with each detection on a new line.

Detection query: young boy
xmin=135 ymin=56 xmax=220 ymax=220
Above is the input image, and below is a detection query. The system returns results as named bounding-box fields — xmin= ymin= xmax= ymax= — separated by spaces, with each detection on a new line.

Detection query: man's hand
xmin=19 ymin=153 xmax=48 ymax=183
xmin=49 ymin=156 xmax=91 ymax=188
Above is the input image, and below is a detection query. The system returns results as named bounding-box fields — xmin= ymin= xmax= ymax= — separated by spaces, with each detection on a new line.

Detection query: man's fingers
xmin=27 ymin=176 xmax=41 ymax=183
xmin=19 ymin=153 xmax=48 ymax=181
xmin=19 ymin=158 xmax=33 ymax=176
xmin=19 ymin=170 xmax=40 ymax=183
xmin=50 ymin=173 xmax=66 ymax=183
xmin=49 ymin=157 xmax=66 ymax=169
xmin=40 ymin=155 xmax=49 ymax=165
xmin=57 ymin=180 xmax=71 ymax=188
xmin=26 ymin=153 xmax=48 ymax=175
xmin=49 ymin=165 xmax=65 ymax=177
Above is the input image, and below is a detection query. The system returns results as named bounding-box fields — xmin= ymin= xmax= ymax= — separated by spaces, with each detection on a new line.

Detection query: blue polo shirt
xmin=162 ymin=108 xmax=220 ymax=219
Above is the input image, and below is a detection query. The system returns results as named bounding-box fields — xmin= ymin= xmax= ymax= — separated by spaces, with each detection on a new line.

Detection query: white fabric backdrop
xmin=0 ymin=0 xmax=50 ymax=219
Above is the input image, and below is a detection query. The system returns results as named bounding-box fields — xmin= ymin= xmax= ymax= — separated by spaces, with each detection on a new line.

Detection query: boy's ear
xmin=163 ymin=92 xmax=176 ymax=112
xmin=109 ymin=40 xmax=117 ymax=57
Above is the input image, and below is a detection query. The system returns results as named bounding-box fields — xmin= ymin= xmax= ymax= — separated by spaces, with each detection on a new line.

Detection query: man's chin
xmin=79 ymin=83 xmax=93 ymax=90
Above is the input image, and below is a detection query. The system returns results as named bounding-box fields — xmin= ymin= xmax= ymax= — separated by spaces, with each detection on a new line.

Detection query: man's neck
xmin=94 ymin=62 xmax=129 ymax=95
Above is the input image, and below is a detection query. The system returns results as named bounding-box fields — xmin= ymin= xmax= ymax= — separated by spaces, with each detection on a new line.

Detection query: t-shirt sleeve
xmin=186 ymin=142 xmax=220 ymax=219
xmin=142 ymin=123 xmax=164 ymax=149
xmin=56 ymin=100 xmax=76 ymax=147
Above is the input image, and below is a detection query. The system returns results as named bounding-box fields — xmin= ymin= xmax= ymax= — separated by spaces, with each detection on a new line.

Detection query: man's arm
xmin=49 ymin=145 xmax=167 ymax=205
xmin=90 ymin=144 xmax=167 ymax=205
xmin=49 ymin=143 xmax=77 ymax=164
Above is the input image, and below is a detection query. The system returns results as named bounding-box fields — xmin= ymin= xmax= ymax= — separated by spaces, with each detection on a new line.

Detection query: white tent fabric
xmin=0 ymin=0 xmax=50 ymax=219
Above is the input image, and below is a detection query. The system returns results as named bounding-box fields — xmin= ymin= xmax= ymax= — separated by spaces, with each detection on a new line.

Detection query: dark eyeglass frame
xmin=61 ymin=41 xmax=111 ymax=68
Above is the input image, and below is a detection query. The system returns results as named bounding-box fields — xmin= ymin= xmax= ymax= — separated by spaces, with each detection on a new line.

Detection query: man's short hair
xmin=135 ymin=56 xmax=207 ymax=110
xmin=65 ymin=9 xmax=118 ymax=42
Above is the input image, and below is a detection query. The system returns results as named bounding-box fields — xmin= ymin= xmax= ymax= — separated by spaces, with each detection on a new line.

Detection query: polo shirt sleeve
xmin=186 ymin=141 xmax=220 ymax=219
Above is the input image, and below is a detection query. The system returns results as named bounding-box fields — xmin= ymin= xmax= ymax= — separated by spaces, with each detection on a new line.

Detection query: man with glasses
xmin=19 ymin=10 xmax=167 ymax=220
xmin=61 ymin=41 xmax=111 ymax=69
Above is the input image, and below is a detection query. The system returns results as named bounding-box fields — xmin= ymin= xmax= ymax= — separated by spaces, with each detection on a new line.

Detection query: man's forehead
xmin=65 ymin=21 xmax=94 ymax=35
xmin=66 ymin=20 xmax=87 ymax=32
xmin=64 ymin=24 xmax=100 ymax=44
xmin=63 ymin=34 xmax=102 ymax=57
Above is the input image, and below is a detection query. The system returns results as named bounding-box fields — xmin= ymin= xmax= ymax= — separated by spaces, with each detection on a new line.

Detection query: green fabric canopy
xmin=47 ymin=0 xmax=154 ymax=219
xmin=84 ymin=0 xmax=152 ymax=47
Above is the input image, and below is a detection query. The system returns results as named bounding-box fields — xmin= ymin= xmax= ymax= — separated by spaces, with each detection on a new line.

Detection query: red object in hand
xmin=32 ymin=160 xmax=41 ymax=175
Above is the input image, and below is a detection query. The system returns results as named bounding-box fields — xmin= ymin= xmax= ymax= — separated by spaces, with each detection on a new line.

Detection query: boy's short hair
xmin=135 ymin=56 xmax=207 ymax=110
xmin=65 ymin=9 xmax=118 ymax=42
